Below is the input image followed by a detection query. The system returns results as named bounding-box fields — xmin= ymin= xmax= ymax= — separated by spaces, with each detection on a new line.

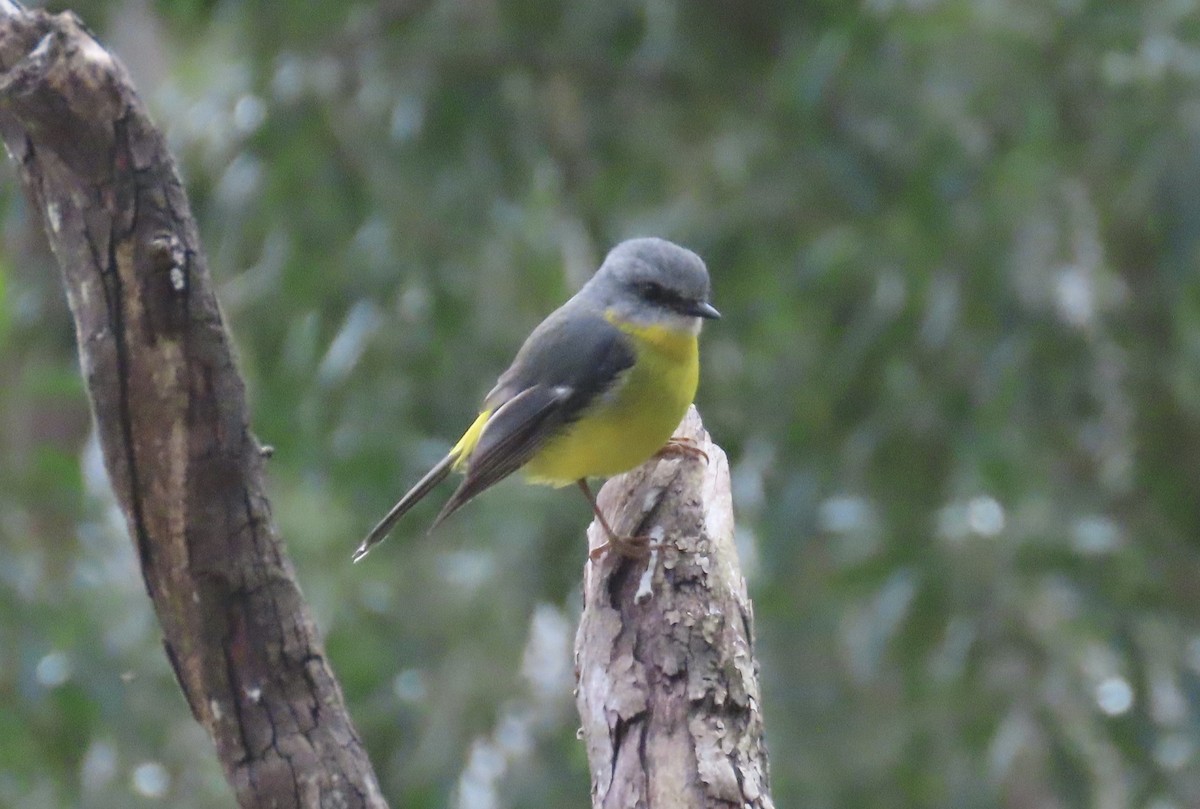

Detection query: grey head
xmin=579 ymin=237 xmax=720 ymax=329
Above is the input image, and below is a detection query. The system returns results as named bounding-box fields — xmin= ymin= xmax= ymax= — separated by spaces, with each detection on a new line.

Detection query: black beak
xmin=688 ymin=300 xmax=721 ymax=320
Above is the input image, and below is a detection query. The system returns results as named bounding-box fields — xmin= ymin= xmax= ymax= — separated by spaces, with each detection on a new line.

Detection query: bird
xmin=353 ymin=237 xmax=719 ymax=563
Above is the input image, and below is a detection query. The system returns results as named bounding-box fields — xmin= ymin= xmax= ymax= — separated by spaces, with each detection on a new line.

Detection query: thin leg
xmin=576 ymin=479 xmax=652 ymax=560
xmin=577 ymin=479 xmax=620 ymax=538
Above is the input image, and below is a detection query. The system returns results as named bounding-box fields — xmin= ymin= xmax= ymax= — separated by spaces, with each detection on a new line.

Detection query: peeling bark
xmin=576 ymin=407 xmax=774 ymax=808
xmin=0 ymin=6 xmax=386 ymax=807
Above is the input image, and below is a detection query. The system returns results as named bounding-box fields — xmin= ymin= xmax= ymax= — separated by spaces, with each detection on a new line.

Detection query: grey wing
xmin=430 ymin=308 xmax=635 ymax=529
xmin=430 ymin=384 xmax=570 ymax=529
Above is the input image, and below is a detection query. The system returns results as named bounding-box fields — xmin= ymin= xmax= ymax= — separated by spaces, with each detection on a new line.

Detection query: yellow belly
xmin=524 ymin=323 xmax=699 ymax=486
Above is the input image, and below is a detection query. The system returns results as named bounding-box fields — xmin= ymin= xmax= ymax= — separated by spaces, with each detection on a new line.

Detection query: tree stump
xmin=576 ymin=407 xmax=774 ymax=808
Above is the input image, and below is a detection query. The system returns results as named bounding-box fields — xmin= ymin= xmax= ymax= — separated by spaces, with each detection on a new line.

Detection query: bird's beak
xmin=689 ymin=301 xmax=721 ymax=320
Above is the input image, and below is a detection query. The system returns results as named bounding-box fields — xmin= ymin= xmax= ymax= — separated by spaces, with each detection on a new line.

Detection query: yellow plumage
xmin=525 ymin=320 xmax=699 ymax=484
xmin=447 ymin=319 xmax=699 ymax=485
xmin=450 ymin=409 xmax=491 ymax=471
xmin=354 ymin=236 xmax=717 ymax=562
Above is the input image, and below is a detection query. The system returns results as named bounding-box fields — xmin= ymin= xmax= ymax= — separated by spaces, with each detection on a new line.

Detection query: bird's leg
xmin=576 ymin=479 xmax=654 ymax=560
xmin=655 ymin=435 xmax=709 ymax=464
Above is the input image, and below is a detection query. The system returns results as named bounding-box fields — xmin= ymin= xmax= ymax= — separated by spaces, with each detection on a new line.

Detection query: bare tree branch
xmin=576 ymin=407 xmax=774 ymax=808
xmin=0 ymin=7 xmax=386 ymax=807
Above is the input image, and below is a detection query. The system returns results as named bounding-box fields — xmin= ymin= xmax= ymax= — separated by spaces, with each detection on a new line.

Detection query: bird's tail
xmin=353 ymin=452 xmax=457 ymax=563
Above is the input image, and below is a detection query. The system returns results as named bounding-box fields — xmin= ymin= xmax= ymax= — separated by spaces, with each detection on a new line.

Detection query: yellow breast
xmin=523 ymin=316 xmax=699 ymax=485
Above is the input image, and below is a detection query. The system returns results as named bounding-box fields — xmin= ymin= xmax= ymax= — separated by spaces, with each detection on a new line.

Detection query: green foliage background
xmin=2 ymin=1 xmax=1200 ymax=807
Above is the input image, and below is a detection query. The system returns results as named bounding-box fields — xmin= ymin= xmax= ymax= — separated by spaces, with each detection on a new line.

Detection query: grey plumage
xmin=353 ymin=237 xmax=718 ymax=561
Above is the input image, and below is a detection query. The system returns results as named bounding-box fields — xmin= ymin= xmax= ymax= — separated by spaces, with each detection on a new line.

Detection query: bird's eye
xmin=637 ymin=280 xmax=669 ymax=302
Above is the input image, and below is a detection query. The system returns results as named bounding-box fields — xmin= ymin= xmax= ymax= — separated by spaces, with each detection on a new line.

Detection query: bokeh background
xmin=3 ymin=1 xmax=1200 ymax=807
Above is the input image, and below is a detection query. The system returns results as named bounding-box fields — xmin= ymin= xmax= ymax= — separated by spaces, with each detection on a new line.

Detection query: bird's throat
xmin=605 ymin=311 xmax=700 ymax=362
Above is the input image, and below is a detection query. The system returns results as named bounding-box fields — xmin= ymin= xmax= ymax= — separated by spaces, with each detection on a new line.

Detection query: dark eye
xmin=637 ymin=280 xmax=671 ymax=303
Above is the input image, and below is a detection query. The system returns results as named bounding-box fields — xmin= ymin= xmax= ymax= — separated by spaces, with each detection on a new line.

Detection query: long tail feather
xmin=353 ymin=452 xmax=456 ymax=562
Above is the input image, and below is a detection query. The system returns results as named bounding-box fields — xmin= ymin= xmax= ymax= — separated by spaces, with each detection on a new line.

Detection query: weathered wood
xmin=0 ymin=6 xmax=386 ymax=807
xmin=576 ymin=407 xmax=774 ymax=808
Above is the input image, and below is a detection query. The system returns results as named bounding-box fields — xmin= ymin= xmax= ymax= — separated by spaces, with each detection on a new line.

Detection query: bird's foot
xmin=588 ymin=532 xmax=659 ymax=561
xmin=577 ymin=478 xmax=661 ymax=561
xmin=655 ymin=435 xmax=709 ymax=464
